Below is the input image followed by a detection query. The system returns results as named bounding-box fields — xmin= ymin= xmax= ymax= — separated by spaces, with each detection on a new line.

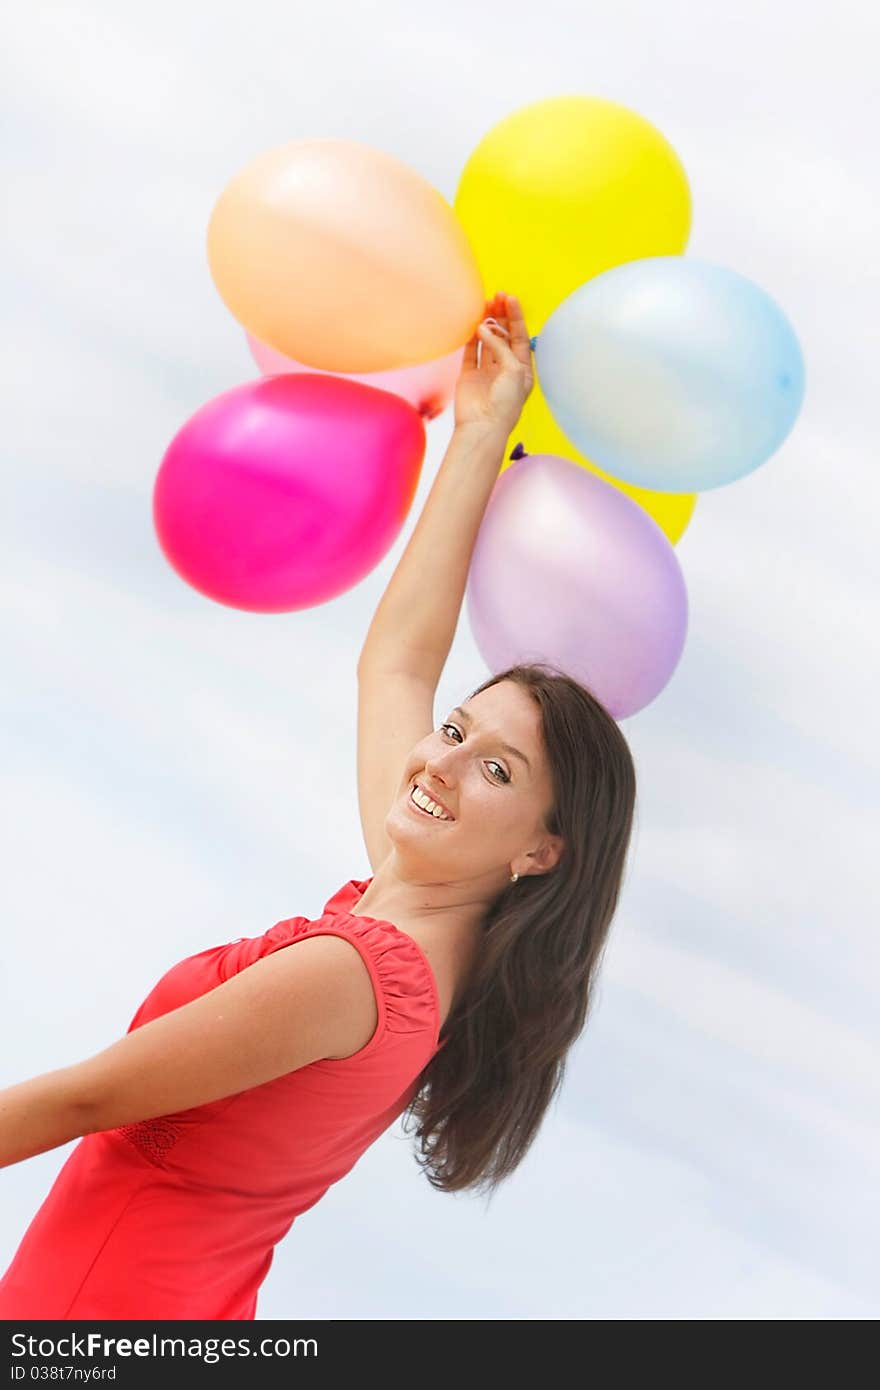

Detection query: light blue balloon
xmin=534 ymin=257 xmax=805 ymax=492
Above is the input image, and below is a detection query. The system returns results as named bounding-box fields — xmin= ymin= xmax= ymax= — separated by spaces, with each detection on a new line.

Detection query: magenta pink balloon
xmin=466 ymin=452 xmax=688 ymax=719
xmin=245 ymin=330 xmax=464 ymax=421
xmin=154 ymin=374 xmax=426 ymax=612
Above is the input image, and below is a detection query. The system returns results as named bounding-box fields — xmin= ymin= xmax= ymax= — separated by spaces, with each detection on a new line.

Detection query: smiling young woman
xmin=0 ymin=294 xmax=636 ymax=1319
xmin=353 ymin=293 xmax=637 ymax=1195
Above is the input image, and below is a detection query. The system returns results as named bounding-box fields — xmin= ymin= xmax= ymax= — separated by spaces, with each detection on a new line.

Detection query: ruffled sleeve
xmin=253 ymin=893 xmax=441 ymax=1070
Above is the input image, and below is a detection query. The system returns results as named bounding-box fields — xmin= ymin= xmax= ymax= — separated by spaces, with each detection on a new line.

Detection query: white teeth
xmin=411 ymin=785 xmax=451 ymax=819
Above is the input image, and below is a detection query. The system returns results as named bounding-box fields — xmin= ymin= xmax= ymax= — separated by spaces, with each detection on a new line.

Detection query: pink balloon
xmin=154 ymin=374 xmax=425 ymax=612
xmin=245 ymin=329 xmax=464 ymax=421
xmin=466 ymin=452 xmax=688 ymax=719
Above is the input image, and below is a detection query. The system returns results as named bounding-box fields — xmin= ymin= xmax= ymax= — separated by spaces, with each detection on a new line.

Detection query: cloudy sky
xmin=1 ymin=0 xmax=877 ymax=1320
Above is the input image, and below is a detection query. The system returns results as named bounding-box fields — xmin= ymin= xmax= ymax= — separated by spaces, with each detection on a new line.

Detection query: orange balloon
xmin=207 ymin=138 xmax=486 ymax=374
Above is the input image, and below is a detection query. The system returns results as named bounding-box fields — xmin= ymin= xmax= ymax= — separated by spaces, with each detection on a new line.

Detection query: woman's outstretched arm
xmin=357 ymin=291 xmax=534 ymax=686
xmin=0 ymin=1070 xmax=92 ymax=1168
xmin=0 ymin=933 xmax=380 ymax=1168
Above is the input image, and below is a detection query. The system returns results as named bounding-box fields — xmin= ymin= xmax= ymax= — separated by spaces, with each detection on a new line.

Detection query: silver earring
xmin=509 ymin=871 xmax=519 ymax=884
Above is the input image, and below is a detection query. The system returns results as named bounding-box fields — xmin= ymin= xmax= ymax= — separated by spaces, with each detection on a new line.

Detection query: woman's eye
xmin=439 ymin=724 xmax=509 ymax=783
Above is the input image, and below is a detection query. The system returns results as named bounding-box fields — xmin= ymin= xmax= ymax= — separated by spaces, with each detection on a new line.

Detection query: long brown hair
xmin=400 ymin=662 xmax=638 ymax=1199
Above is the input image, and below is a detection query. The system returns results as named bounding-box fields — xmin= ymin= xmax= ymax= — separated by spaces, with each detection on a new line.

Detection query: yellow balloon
xmin=455 ymin=95 xmax=692 ymax=332
xmin=501 ymin=386 xmax=697 ymax=546
xmin=207 ymin=138 xmax=485 ymax=373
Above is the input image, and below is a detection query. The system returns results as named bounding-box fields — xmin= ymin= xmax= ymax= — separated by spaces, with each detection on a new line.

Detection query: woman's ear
xmin=527 ymin=836 xmax=566 ymax=876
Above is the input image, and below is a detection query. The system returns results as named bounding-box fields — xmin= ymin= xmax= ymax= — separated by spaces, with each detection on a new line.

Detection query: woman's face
xmin=386 ymin=680 xmax=563 ymax=889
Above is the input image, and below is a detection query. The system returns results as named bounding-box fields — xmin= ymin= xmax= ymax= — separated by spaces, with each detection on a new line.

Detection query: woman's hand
xmin=453 ymin=291 xmax=534 ymax=436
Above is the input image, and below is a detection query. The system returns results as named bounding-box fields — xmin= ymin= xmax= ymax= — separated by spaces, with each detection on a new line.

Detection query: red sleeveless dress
xmin=0 ymin=877 xmax=444 ymax=1320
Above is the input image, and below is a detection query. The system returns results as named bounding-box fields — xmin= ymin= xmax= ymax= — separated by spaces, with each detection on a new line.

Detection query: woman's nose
xmin=425 ymin=752 xmax=456 ymax=780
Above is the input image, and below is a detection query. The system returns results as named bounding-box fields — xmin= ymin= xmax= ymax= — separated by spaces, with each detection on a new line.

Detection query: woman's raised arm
xmin=356 ymin=291 xmax=534 ymax=687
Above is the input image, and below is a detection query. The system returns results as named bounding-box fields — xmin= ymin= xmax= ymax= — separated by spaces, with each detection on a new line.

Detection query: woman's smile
xmin=408 ymin=782 xmax=455 ymax=822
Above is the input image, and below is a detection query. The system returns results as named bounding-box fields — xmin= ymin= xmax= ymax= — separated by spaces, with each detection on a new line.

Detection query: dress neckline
xmin=326 ymin=877 xmax=443 ymax=1051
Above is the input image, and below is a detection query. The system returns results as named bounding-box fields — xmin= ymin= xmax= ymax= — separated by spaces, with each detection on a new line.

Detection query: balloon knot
xmin=509 ymin=442 xmax=527 ymax=461
xmin=418 ymin=395 xmax=443 ymax=421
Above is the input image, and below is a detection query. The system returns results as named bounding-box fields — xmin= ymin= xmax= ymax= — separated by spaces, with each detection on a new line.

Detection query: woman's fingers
xmin=502 ymin=294 xmax=532 ymax=365
xmin=476 ymin=319 xmax=517 ymax=368
xmin=481 ymin=292 xmax=531 ymax=364
xmin=465 ymin=292 xmax=532 ymax=371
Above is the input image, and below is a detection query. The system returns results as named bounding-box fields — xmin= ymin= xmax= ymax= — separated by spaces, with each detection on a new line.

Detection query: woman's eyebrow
xmin=450 ymin=706 xmax=531 ymax=774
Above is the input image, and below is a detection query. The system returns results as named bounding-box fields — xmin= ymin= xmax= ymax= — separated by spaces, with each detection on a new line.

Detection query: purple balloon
xmin=466 ymin=453 xmax=689 ymax=719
